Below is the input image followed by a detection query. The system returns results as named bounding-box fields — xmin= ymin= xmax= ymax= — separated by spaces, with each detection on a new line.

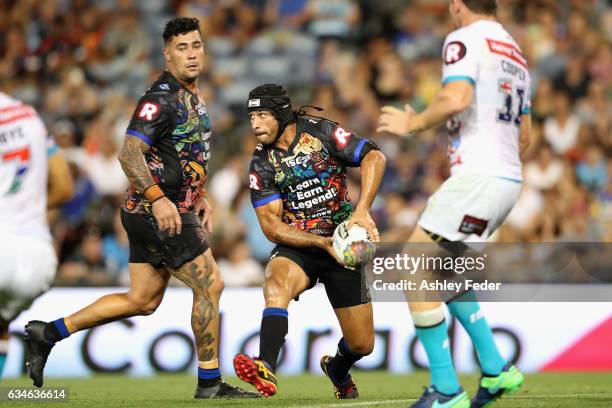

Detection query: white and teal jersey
xmin=0 ymin=92 xmax=57 ymax=242
xmin=442 ymin=20 xmax=531 ymax=182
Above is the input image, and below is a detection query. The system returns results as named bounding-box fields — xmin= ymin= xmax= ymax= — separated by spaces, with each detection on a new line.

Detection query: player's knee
xmin=263 ymin=278 xmax=292 ymax=307
xmin=346 ymin=337 xmax=374 ymax=356
xmin=208 ymin=273 xmax=224 ymax=298
xmin=128 ymin=295 xmax=161 ymax=316
xmin=192 ymin=273 xmax=224 ymax=300
xmin=137 ymin=300 xmax=160 ymax=316
xmin=207 ymin=261 xmax=224 ymax=297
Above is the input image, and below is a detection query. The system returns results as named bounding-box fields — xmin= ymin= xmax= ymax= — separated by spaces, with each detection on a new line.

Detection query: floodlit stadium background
xmin=2 ymin=0 xmax=611 ymax=378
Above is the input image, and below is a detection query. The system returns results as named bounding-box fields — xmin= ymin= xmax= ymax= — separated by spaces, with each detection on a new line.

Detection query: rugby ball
xmin=332 ymin=221 xmax=376 ymax=268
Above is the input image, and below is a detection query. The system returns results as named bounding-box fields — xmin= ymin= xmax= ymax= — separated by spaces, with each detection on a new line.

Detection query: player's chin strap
xmin=273 ymin=114 xmax=294 ymax=143
xmin=271 ymin=105 xmax=326 ymax=143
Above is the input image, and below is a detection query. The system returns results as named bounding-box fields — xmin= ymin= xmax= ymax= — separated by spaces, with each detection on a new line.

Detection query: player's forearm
xmin=409 ymin=83 xmax=472 ymax=134
xmin=118 ymin=136 xmax=155 ymax=193
xmin=263 ymin=219 xmax=327 ymax=249
xmin=355 ymin=150 xmax=386 ymax=212
xmin=411 ymin=96 xmax=463 ymax=133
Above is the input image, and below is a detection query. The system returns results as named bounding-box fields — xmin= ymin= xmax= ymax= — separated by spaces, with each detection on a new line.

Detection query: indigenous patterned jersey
xmin=123 ymin=71 xmax=211 ymax=214
xmin=249 ymin=115 xmax=378 ymax=237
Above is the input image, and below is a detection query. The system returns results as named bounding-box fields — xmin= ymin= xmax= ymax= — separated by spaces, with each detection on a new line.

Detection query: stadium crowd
xmin=1 ymin=0 xmax=610 ymax=286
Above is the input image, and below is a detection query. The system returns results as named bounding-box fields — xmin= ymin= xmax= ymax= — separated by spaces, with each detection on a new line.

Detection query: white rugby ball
xmin=332 ymin=221 xmax=376 ymax=268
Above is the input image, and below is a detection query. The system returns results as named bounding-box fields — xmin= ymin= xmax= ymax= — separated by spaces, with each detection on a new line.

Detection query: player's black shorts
xmin=270 ymin=245 xmax=371 ymax=309
xmin=120 ymin=210 xmax=209 ymax=269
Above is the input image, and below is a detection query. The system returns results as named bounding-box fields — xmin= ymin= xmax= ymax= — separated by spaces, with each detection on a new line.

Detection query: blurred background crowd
xmin=1 ymin=0 xmax=610 ymax=287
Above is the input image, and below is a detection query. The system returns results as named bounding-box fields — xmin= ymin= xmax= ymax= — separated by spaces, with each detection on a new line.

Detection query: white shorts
xmin=0 ymin=234 xmax=57 ymax=322
xmin=418 ymin=172 xmax=521 ymax=242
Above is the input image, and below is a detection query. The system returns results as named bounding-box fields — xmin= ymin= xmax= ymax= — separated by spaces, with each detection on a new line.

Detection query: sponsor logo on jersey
xmin=249 ymin=172 xmax=261 ymax=190
xmin=444 ymin=41 xmax=467 ymax=64
xmin=0 ymin=104 xmax=36 ymax=125
xmin=197 ymin=104 xmax=207 ymax=116
xmin=284 ymin=154 xmax=310 ymax=168
xmin=486 ymin=39 xmax=527 ymax=68
xmin=158 ymin=83 xmax=170 ymax=90
xmin=458 ymin=215 xmax=488 ymax=236
xmin=333 ymin=126 xmax=351 ymax=148
xmin=137 ymin=102 xmax=161 ymax=121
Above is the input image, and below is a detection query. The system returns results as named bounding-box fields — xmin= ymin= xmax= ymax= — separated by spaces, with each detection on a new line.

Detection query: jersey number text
xmin=497 ymin=79 xmax=526 ymax=127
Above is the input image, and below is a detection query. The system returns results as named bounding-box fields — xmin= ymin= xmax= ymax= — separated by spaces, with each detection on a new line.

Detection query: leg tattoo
xmin=173 ymin=258 xmax=219 ymax=362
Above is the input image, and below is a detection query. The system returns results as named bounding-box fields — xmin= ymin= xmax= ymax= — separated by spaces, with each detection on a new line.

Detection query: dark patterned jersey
xmin=122 ymin=71 xmax=211 ymax=214
xmin=249 ymin=115 xmax=378 ymax=236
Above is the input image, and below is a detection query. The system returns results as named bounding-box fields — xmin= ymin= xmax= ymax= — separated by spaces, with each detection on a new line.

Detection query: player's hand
xmin=152 ymin=197 xmax=182 ymax=236
xmin=195 ymin=196 xmax=213 ymax=233
xmin=321 ymin=237 xmax=345 ymax=266
xmin=348 ymin=210 xmax=380 ymax=242
xmin=376 ymin=104 xmax=419 ymax=137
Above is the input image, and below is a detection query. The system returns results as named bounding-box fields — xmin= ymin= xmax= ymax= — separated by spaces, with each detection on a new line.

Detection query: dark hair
xmin=163 ymin=17 xmax=201 ymax=43
xmin=462 ymin=0 xmax=497 ymax=15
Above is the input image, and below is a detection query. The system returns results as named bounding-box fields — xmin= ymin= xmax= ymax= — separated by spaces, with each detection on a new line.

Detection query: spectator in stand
xmin=554 ymin=53 xmax=592 ymax=103
xmin=544 ymin=90 xmax=581 ymax=155
xmin=576 ymin=145 xmax=607 ymax=193
xmin=306 ymin=0 xmax=361 ymax=39
xmin=525 ymin=144 xmax=564 ymax=191
xmin=85 ymin=133 xmax=128 ymax=196
xmin=217 ymin=240 xmax=264 ymax=287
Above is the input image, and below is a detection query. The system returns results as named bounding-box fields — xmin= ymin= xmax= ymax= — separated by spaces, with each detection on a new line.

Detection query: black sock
xmin=259 ymin=308 xmax=288 ymax=371
xmin=327 ymin=338 xmax=364 ymax=385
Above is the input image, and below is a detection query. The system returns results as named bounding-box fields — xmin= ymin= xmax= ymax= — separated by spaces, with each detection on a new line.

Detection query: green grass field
xmin=1 ymin=372 xmax=611 ymax=407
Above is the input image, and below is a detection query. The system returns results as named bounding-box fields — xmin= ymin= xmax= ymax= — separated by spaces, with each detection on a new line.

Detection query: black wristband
xmin=150 ymin=194 xmax=166 ymax=204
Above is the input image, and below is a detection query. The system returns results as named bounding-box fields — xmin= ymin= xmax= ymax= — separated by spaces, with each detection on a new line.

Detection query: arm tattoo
xmin=118 ymin=136 xmax=155 ymax=192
